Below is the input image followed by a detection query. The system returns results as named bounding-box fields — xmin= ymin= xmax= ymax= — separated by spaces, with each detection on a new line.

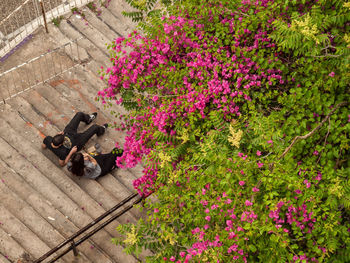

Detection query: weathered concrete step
xmin=108 ymin=0 xmax=138 ymax=28
xmin=57 ymin=20 xmax=110 ymax=68
xmin=84 ymin=8 xmax=120 ymax=40
xmin=0 ymin=204 xmax=59 ymax=261
xmin=47 ymin=21 xmax=108 ymax=75
xmin=67 ymin=14 xmax=112 ymax=57
xmin=0 ymin=117 xmax=133 ymax=250
xmin=27 ymin=82 xmax=140 ymax=220
xmin=2 ymin=91 xmax=131 ymax=215
xmin=99 ymin=7 xmax=130 ymax=37
xmin=72 ymin=65 xmax=129 ymax=119
xmin=6 ymin=95 xmax=60 ymax=137
xmin=54 ymin=70 xmax=127 ymax=146
xmin=0 ymin=226 xmax=29 ymax=263
xmin=1 ymin=101 xmax=148 ymax=261
xmin=0 ymin=104 xmax=137 ymax=262
xmin=0 ymin=158 xmax=107 ymax=263
xmin=0 ymin=174 xmax=79 ymax=263
xmin=22 ymin=89 xmax=72 ymax=132
xmin=0 ymin=253 xmax=11 ymax=263
xmin=0 ymin=137 xmax=130 ymax=262
xmin=15 ymin=84 xmax=137 ymax=211
xmin=44 ymin=80 xmax=143 ymax=220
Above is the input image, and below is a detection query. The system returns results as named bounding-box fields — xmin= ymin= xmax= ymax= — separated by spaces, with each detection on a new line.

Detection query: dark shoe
xmin=86 ymin=112 xmax=97 ymax=124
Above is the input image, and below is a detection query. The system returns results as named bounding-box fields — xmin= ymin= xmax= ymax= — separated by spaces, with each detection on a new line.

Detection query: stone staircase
xmin=0 ymin=1 xmax=150 ymax=262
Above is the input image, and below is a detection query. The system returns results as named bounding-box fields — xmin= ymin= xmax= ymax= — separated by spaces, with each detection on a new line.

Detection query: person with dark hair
xmin=67 ymin=148 xmax=124 ymax=179
xmin=42 ymin=112 xmax=108 ymax=167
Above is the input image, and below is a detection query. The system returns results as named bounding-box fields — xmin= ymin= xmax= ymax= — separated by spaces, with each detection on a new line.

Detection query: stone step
xmin=0 ymin=136 xmax=132 ymax=262
xmin=48 ymin=20 xmax=128 ymax=124
xmin=67 ymin=14 xmax=112 ymax=57
xmin=0 ymin=173 xmax=79 ymax=263
xmin=22 ymin=89 xmax=70 ymax=131
xmin=65 ymin=65 xmax=128 ymax=130
xmin=6 ymin=95 xmax=60 ymax=137
xmin=99 ymin=7 xmax=130 ymax=37
xmin=21 ymin=82 xmax=135 ymax=196
xmin=44 ymin=81 xmax=139 ymax=211
xmin=0 ymin=253 xmax=11 ymax=263
xmin=56 ymin=19 xmax=110 ymax=71
xmin=0 ymin=204 xmax=58 ymax=261
xmin=0 ymin=104 xmax=137 ymax=262
xmin=83 ymin=8 xmax=120 ymax=41
xmin=107 ymin=0 xmax=138 ymax=28
xmin=0 ymin=226 xmax=29 ymax=263
xmin=35 ymin=82 xmax=141 ymax=222
xmin=45 ymin=78 xmax=145 ymax=221
xmin=0 ymin=158 xmax=108 ymax=263
xmin=52 ymin=70 xmax=127 ymax=146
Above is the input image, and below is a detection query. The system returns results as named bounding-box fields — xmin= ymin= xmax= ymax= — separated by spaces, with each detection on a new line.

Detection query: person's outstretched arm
xmin=59 ymin=146 xmax=78 ymax=167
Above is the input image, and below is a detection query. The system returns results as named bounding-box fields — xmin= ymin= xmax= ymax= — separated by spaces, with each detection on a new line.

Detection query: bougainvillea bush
xmin=99 ymin=0 xmax=350 ymax=262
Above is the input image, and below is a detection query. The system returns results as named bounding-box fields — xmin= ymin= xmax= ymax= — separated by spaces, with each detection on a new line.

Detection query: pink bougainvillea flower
xmin=257 ymin=161 xmax=264 ymax=168
xmin=267 ymin=140 xmax=273 ymax=144
xmin=154 ymin=208 xmax=159 ymax=213
xmin=252 ymin=187 xmax=260 ymax=192
xmin=239 ymin=180 xmax=245 ymax=186
xmin=304 ymin=179 xmax=311 ymax=188
xmin=245 ymin=200 xmax=253 ymax=206
xmin=205 ymin=216 xmax=211 ymax=221
xmin=256 ymin=150 xmax=261 ymax=156
xmin=313 ymin=150 xmax=319 ymax=155
xmin=328 ymin=72 xmax=335 ymax=77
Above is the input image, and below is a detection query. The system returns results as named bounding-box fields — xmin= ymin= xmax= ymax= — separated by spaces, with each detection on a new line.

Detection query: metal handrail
xmin=0 ymin=37 xmax=85 ymax=105
xmin=34 ymin=192 xmax=142 ymax=263
xmin=0 ymin=0 xmax=90 ymax=59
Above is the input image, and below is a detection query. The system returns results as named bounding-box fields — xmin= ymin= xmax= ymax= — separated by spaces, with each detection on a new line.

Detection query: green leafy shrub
xmin=100 ymin=0 xmax=350 ymax=262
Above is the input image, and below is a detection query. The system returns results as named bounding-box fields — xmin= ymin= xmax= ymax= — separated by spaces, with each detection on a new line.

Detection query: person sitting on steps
xmin=41 ymin=112 xmax=108 ymax=167
xmin=67 ymin=148 xmax=124 ymax=179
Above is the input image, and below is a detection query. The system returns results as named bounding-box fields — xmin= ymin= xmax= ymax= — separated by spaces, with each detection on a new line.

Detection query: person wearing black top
xmin=41 ymin=112 xmax=108 ymax=167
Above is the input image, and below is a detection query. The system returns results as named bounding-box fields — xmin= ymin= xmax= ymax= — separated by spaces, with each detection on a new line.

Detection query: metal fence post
xmin=39 ymin=1 xmax=49 ymax=33
xmin=71 ymin=241 xmax=78 ymax=257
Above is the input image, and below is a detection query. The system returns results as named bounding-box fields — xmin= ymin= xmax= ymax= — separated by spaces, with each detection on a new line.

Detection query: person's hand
xmin=58 ymin=131 xmax=64 ymax=135
xmin=71 ymin=146 xmax=78 ymax=153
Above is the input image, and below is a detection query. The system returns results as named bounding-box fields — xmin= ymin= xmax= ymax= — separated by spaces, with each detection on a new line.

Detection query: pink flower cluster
xmin=98 ymin=0 xmax=287 ymax=202
xmin=269 ymin=201 xmax=316 ymax=235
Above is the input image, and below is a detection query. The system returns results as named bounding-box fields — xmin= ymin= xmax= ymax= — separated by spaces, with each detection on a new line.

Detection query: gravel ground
xmin=0 ymin=0 xmax=70 ymax=36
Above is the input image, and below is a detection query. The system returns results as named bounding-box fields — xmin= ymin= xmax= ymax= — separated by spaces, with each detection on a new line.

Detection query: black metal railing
xmin=34 ymin=192 xmax=142 ymax=263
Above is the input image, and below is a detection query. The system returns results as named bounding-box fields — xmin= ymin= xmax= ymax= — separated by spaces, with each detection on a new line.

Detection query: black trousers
xmin=64 ymin=112 xmax=105 ymax=151
xmin=94 ymin=149 xmax=123 ymax=177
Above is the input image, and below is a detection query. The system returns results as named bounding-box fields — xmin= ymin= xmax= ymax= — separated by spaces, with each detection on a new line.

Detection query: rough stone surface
xmin=0 ymin=1 xmax=151 ymax=262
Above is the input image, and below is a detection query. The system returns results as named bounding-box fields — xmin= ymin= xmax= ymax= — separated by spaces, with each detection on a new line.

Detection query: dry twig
xmin=279 ymin=102 xmax=348 ymax=159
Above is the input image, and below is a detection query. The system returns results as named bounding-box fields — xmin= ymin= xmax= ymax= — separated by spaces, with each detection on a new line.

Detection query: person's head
xmin=70 ymin=152 xmax=84 ymax=177
xmin=52 ymin=134 xmax=64 ymax=147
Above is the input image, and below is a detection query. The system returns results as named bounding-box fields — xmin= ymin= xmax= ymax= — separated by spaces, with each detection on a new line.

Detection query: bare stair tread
xmin=0 ymin=160 xmax=108 ymax=263
xmin=0 ymin=226 xmax=29 ymax=263
xmin=0 ymin=204 xmax=55 ymax=260
xmin=67 ymin=14 xmax=112 ymax=57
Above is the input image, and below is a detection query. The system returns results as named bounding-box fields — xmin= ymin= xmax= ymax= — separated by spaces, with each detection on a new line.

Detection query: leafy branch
xmin=279 ymin=101 xmax=349 ymax=159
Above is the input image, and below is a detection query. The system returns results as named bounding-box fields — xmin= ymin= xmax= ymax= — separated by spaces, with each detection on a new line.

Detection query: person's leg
xmin=75 ymin=124 xmax=105 ymax=150
xmin=94 ymin=152 xmax=118 ymax=177
xmin=64 ymin=112 xmax=91 ymax=134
